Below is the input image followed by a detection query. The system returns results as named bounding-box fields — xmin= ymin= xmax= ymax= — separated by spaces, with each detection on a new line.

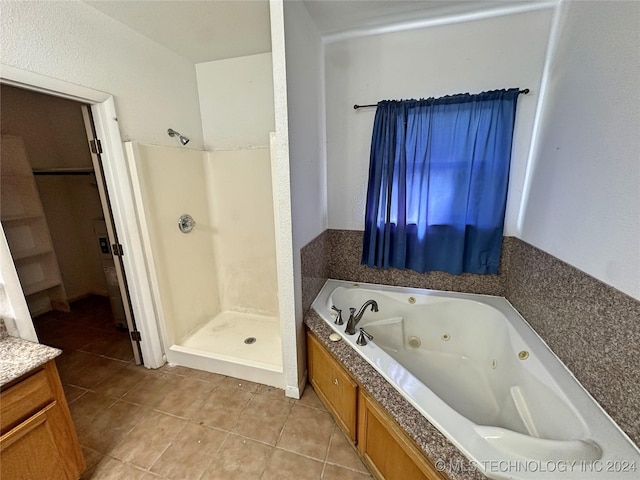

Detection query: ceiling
xmin=84 ymin=0 xmax=547 ymax=64
xmin=304 ymin=0 xmax=530 ymax=36
xmin=85 ymin=0 xmax=272 ymax=63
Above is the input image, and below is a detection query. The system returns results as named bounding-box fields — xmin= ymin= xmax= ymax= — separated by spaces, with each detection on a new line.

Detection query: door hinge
xmin=130 ymin=331 xmax=142 ymax=342
xmin=112 ymin=243 xmax=124 ymax=256
xmin=89 ymin=139 xmax=103 ymax=154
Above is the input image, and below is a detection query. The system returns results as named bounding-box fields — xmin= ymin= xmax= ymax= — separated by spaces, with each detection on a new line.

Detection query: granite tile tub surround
xmin=506 ymin=239 xmax=640 ymax=447
xmin=300 ymin=230 xmax=330 ymax=314
xmin=300 ymin=229 xmax=640 ymax=448
xmin=301 ymin=229 xmax=514 ymax=315
xmin=304 ymin=310 xmax=486 ymax=480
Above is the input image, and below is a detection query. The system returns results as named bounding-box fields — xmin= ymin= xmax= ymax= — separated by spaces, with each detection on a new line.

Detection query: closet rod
xmin=353 ymin=88 xmax=530 ymax=110
xmin=33 ymin=168 xmax=94 ymax=176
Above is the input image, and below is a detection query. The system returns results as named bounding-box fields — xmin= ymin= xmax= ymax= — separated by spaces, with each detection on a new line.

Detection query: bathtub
xmin=312 ymin=280 xmax=640 ymax=479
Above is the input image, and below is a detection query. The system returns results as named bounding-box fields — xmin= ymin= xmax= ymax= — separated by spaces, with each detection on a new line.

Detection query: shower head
xmin=167 ymin=128 xmax=190 ymax=146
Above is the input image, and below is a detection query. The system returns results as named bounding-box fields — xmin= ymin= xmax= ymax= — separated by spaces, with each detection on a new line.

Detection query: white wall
xmin=196 ymin=53 xmax=275 ymax=150
xmin=206 ymin=148 xmax=279 ymax=316
xmin=194 ymin=29 xmax=280 ymax=330
xmin=196 ymin=51 xmax=279 ymax=316
xmin=521 ymin=1 xmax=640 ymax=300
xmin=324 ymin=9 xmax=553 ymax=235
xmin=283 ymin=0 xmax=326 ymax=388
xmin=284 ymin=2 xmax=328 ymax=250
xmin=0 ymin=0 xmax=203 ymax=149
xmin=130 ymin=144 xmax=221 ymax=344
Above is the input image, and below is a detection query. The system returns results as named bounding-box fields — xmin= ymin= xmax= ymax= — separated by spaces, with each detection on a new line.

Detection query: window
xmin=362 ymin=89 xmax=520 ymax=274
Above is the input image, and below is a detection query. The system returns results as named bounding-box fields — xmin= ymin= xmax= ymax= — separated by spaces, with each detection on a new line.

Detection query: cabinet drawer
xmin=308 ymin=333 xmax=358 ymax=441
xmin=0 ymin=369 xmax=54 ymax=434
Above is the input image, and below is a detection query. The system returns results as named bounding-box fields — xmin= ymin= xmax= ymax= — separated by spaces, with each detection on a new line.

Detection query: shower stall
xmin=126 ymin=141 xmax=284 ymax=387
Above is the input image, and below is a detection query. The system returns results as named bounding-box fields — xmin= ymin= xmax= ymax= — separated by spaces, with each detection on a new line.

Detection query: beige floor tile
xmin=150 ymin=422 xmax=228 ymax=479
xmin=77 ymin=400 xmax=148 ymax=454
xmin=122 ymin=372 xmax=185 ymax=407
xmin=62 ymin=355 xmax=128 ymax=389
xmin=36 ymin=300 xmax=377 ymax=480
xmin=261 ymin=448 xmax=324 ymax=480
xmin=92 ymin=363 xmax=148 ymax=399
xmin=296 ymin=384 xmax=328 ymax=411
xmin=89 ymin=457 xmax=146 ymax=480
xmin=139 ymin=473 xmax=164 ymax=480
xmin=200 ymin=434 xmax=274 ymax=480
xmin=185 ymin=368 xmax=226 ymax=385
xmin=103 ymin=336 xmax=136 ymax=361
xmin=154 ymin=377 xmax=216 ymax=419
xmin=326 ymin=426 xmax=369 ymax=473
xmin=63 ymin=383 xmax=88 ymax=404
xmin=49 ymin=328 xmax=95 ymax=351
xmin=80 ymin=332 xmax=127 ymax=357
xmin=192 ymin=386 xmax=253 ymax=431
xmin=140 ymin=472 xmax=164 ymax=480
xmin=79 ymin=447 xmax=104 ymax=480
xmin=69 ymin=391 xmax=117 ymax=433
xmin=56 ymin=350 xmax=97 ymax=378
xmin=220 ymin=375 xmax=260 ymax=393
xmin=158 ymin=363 xmax=191 ymax=376
xmin=159 ymin=363 xmax=226 ymax=385
xmin=277 ymin=404 xmax=335 ymax=460
xmin=111 ymin=410 xmax=187 ymax=469
xmin=255 ymin=383 xmax=288 ymax=399
xmin=322 ymin=463 xmax=374 ymax=479
xmin=232 ymin=393 xmax=293 ymax=445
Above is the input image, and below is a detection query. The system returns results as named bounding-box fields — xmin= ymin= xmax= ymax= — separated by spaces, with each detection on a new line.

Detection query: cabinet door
xmin=358 ymin=390 xmax=446 ymax=480
xmin=307 ymin=332 xmax=358 ymax=442
xmin=0 ymin=407 xmax=68 ymax=480
xmin=0 ymin=361 xmax=85 ymax=480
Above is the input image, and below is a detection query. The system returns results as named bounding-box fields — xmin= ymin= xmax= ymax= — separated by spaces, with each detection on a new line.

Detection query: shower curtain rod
xmin=353 ymin=88 xmax=530 ymax=110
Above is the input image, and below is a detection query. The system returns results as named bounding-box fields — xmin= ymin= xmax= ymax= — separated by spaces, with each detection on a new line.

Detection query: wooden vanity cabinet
xmin=358 ymin=389 xmax=446 ymax=480
xmin=0 ymin=360 xmax=84 ymax=480
xmin=306 ymin=330 xmax=447 ymax=480
xmin=307 ymin=331 xmax=358 ymax=441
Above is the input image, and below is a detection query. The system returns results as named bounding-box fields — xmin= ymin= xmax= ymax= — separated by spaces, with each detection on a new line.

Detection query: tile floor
xmin=34 ymin=296 xmax=372 ymax=480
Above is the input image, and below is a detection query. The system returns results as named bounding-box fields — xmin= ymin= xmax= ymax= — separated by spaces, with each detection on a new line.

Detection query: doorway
xmin=0 ymin=84 xmax=140 ymax=363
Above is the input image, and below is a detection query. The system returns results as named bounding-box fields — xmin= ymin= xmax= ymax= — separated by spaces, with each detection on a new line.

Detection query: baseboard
xmin=285 ymin=369 xmax=308 ymax=400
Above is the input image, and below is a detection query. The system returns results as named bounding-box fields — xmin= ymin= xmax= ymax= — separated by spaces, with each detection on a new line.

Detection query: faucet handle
xmin=356 ymin=328 xmax=373 ymax=346
xmin=331 ymin=305 xmax=343 ymax=325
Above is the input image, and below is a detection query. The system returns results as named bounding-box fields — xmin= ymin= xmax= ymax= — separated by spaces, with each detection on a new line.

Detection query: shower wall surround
xmin=301 ymin=229 xmax=640 ymax=446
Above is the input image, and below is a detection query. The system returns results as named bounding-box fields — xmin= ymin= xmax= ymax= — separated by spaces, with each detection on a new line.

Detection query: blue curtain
xmin=362 ymin=89 xmax=520 ymax=274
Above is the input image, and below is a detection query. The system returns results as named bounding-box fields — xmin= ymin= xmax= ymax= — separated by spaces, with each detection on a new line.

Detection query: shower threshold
xmin=166 ymin=311 xmax=285 ymax=388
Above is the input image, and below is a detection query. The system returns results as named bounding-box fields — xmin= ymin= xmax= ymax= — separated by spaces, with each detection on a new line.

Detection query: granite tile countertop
xmin=305 ymin=309 xmax=487 ymax=480
xmin=0 ymin=318 xmax=61 ymax=387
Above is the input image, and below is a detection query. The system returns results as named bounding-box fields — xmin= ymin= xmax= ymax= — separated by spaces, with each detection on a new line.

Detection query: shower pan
xmin=125 ymin=142 xmax=284 ymax=387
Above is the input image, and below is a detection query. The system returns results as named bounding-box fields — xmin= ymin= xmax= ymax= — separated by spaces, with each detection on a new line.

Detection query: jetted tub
xmin=312 ymin=280 xmax=640 ymax=479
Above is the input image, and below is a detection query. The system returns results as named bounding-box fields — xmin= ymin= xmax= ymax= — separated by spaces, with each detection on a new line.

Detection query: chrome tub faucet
xmin=345 ymin=299 xmax=378 ymax=335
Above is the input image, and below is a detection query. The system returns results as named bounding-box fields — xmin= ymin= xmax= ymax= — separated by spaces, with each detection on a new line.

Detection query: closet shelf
xmin=23 ymin=277 xmax=64 ymax=297
xmin=0 ymin=213 xmax=43 ymax=223
xmin=2 ymin=134 xmax=70 ymax=314
xmin=12 ymin=246 xmax=55 ymax=261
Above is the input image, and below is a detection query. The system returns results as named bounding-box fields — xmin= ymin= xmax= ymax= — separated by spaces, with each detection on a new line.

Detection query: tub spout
xmin=345 ymin=300 xmax=378 ymax=335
